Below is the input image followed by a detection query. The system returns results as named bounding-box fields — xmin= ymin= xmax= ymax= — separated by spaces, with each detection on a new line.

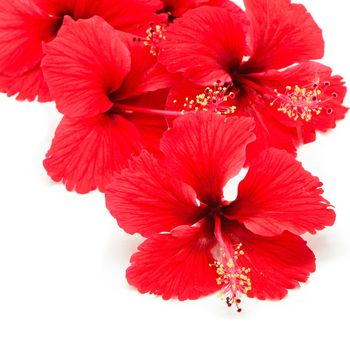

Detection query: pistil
xmin=113 ymin=102 xmax=184 ymax=118
xmin=271 ymin=80 xmax=337 ymax=122
xmin=211 ymin=215 xmax=252 ymax=312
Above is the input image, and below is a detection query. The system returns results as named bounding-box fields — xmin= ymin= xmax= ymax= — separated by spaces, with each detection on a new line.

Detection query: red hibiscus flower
xmin=0 ymin=0 xmax=163 ymax=102
xmin=146 ymin=0 xmax=248 ymax=57
xmin=158 ymin=0 xmax=347 ymax=161
xmin=41 ymin=16 xmax=174 ymax=193
xmin=105 ymin=111 xmax=335 ymax=307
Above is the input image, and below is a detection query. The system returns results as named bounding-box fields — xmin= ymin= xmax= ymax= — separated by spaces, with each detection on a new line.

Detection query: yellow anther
xmin=174 ymin=82 xmax=236 ymax=115
xmin=211 ymin=243 xmax=252 ymax=312
xmin=227 ymin=259 xmax=234 ymax=268
xmin=271 ymin=84 xmax=321 ymax=121
xmin=144 ymin=24 xmax=167 ymax=56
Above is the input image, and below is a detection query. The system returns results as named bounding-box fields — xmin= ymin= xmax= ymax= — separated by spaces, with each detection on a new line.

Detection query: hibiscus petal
xmin=237 ymin=100 xmax=299 ymax=164
xmin=126 ymin=223 xmax=219 ymax=300
xmin=224 ymin=148 xmax=335 ymax=236
xmin=121 ymin=90 xmax=171 ymax=155
xmin=0 ymin=0 xmax=58 ymax=75
xmin=223 ymin=221 xmax=316 ymax=300
xmin=160 ymin=112 xmax=256 ymax=206
xmin=161 ymin=0 xmax=210 ymax=18
xmin=44 ymin=113 xmax=142 ymax=194
xmin=166 ymin=83 xmax=297 ymax=165
xmin=161 ymin=0 xmax=246 ymax=19
xmin=158 ymin=6 xmax=247 ymax=85
xmin=253 ymin=62 xmax=348 ymax=144
xmin=105 ymin=150 xmax=206 ymax=237
xmin=165 ymin=79 xmax=205 ymax=110
xmin=36 ymin=0 xmax=163 ymax=34
xmin=242 ymin=0 xmax=324 ymax=72
xmin=0 ymin=64 xmax=51 ymax=102
xmin=42 ymin=16 xmax=131 ymax=117
xmin=113 ymin=33 xmax=175 ymax=101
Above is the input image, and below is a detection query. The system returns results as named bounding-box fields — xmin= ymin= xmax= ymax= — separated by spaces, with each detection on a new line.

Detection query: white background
xmin=0 ymin=1 xmax=349 ymax=349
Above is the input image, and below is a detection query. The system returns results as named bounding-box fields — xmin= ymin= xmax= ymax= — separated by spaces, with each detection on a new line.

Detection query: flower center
xmin=172 ymin=81 xmax=237 ymax=116
xmin=270 ymin=80 xmax=337 ymax=122
xmin=143 ymin=22 xmax=167 ymax=56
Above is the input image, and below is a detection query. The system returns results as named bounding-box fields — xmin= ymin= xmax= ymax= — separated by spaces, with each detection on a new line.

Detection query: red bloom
xmin=105 ymin=112 xmax=335 ymax=306
xmin=158 ymin=0 xmax=347 ymax=161
xmin=158 ymin=0 xmax=239 ymax=19
xmin=0 ymin=0 xmax=163 ymax=101
xmin=41 ymin=16 xmax=173 ymax=193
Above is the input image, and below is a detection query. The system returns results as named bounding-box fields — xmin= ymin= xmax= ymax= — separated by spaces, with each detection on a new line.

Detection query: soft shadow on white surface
xmin=104 ymin=227 xmax=144 ymax=267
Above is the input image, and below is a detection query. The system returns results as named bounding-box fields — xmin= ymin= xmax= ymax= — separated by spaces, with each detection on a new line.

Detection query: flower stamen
xmin=211 ymin=215 xmax=251 ymax=313
xmin=174 ymin=81 xmax=237 ymax=116
xmin=210 ymin=244 xmax=251 ymax=312
xmin=270 ymin=80 xmax=337 ymax=122
xmin=144 ymin=22 xmax=167 ymax=56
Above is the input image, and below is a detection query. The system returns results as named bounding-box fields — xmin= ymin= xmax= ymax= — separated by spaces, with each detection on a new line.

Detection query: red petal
xmin=253 ymin=62 xmax=348 ymax=144
xmin=44 ymin=113 xmax=142 ymax=194
xmin=126 ymin=223 xmax=218 ymax=300
xmin=105 ymin=150 xmax=206 ymax=237
xmin=36 ymin=0 xmax=163 ymax=34
xmin=209 ymin=0 xmax=250 ymax=36
xmin=122 ymin=90 xmax=170 ymax=155
xmin=159 ymin=6 xmax=247 ymax=85
xmin=238 ymin=100 xmax=299 ymax=164
xmin=42 ymin=16 xmax=131 ymax=117
xmin=223 ymin=221 xmax=316 ymax=300
xmin=114 ymin=34 xmax=175 ymax=101
xmin=242 ymin=0 xmax=324 ymax=72
xmin=166 ymin=79 xmax=204 ymax=110
xmin=0 ymin=0 xmax=58 ymax=75
xmin=167 ymin=82 xmax=299 ymax=163
xmin=224 ymin=148 xmax=335 ymax=236
xmin=0 ymin=64 xmax=51 ymax=102
xmin=161 ymin=112 xmax=256 ymax=206
xmin=161 ymin=0 xmax=209 ymax=17
xmin=161 ymin=0 xmax=245 ymax=18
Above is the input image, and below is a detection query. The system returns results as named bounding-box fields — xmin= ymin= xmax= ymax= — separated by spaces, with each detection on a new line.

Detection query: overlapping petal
xmin=44 ymin=113 xmax=142 ymax=194
xmin=126 ymin=223 xmax=218 ymax=300
xmin=105 ymin=150 xmax=207 ymax=237
xmin=223 ymin=221 xmax=316 ymax=300
xmin=160 ymin=0 xmax=208 ymax=18
xmin=0 ymin=0 xmax=164 ymax=101
xmin=237 ymin=100 xmax=299 ymax=163
xmin=42 ymin=16 xmax=131 ymax=117
xmin=224 ymin=148 xmax=335 ymax=236
xmin=242 ymin=0 xmax=324 ymax=72
xmin=160 ymin=0 xmax=246 ymax=19
xmin=41 ymin=16 xmax=175 ymax=194
xmin=161 ymin=112 xmax=256 ymax=205
xmin=0 ymin=65 xmax=51 ymax=102
xmin=122 ymin=90 xmax=172 ymax=154
xmin=36 ymin=0 xmax=163 ymax=34
xmin=0 ymin=0 xmax=58 ymax=75
xmin=113 ymin=33 xmax=175 ymax=101
xmin=159 ymin=6 xmax=247 ymax=85
xmin=252 ymin=62 xmax=348 ymax=143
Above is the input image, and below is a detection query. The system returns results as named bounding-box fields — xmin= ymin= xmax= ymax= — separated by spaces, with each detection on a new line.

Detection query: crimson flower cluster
xmin=1 ymin=0 xmax=347 ymax=312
